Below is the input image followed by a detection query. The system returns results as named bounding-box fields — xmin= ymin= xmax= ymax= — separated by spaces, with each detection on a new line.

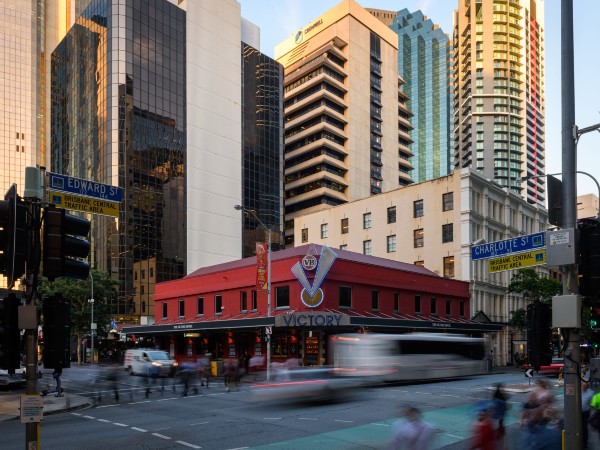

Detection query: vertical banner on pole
xmin=256 ymin=242 xmax=268 ymax=289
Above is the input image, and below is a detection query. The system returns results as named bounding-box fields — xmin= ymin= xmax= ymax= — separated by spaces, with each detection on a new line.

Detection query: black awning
xmin=350 ymin=317 xmax=503 ymax=332
xmin=122 ymin=317 xmax=275 ymax=335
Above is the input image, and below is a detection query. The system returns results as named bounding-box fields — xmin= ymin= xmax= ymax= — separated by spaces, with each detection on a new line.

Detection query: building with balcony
xmin=274 ymin=0 xmax=413 ymax=246
xmin=453 ymin=0 xmax=545 ymax=206
xmin=292 ymin=168 xmax=548 ymax=367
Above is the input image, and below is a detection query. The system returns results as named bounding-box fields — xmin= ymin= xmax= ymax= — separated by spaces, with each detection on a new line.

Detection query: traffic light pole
xmin=561 ymin=1 xmax=582 ymax=448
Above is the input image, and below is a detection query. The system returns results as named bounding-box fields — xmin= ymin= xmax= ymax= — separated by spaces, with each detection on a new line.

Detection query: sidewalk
xmin=0 ymin=392 xmax=92 ymax=422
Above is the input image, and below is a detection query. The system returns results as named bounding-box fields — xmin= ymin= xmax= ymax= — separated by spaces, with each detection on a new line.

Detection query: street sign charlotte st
xmin=471 ymin=232 xmax=545 ymax=261
xmin=48 ymin=172 xmax=123 ymax=203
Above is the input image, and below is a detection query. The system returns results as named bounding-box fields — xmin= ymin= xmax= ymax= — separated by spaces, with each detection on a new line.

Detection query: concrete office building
xmin=369 ymin=8 xmax=453 ymax=183
xmin=275 ymin=0 xmax=413 ymax=246
xmin=578 ymin=194 xmax=599 ymax=220
xmin=453 ymin=0 xmax=546 ymax=206
xmin=293 ymin=168 xmax=548 ymax=367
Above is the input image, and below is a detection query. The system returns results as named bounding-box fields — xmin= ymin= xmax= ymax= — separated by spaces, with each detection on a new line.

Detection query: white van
xmin=123 ymin=349 xmax=178 ymax=377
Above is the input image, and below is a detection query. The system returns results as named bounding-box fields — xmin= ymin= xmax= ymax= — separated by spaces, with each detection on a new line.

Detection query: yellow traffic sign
xmin=49 ymin=191 xmax=119 ymax=217
xmin=488 ymin=249 xmax=546 ymax=273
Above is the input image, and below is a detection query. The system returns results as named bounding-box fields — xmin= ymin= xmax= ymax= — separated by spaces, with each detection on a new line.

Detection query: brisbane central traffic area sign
xmin=488 ymin=249 xmax=547 ymax=273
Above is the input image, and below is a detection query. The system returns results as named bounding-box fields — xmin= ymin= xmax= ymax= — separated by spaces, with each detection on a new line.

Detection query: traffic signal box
xmin=578 ymin=218 xmax=600 ymax=299
xmin=42 ymin=295 xmax=70 ymax=369
xmin=43 ymin=206 xmax=90 ymax=281
xmin=0 ymin=293 xmax=21 ymax=372
xmin=527 ymin=301 xmax=553 ymax=370
xmin=0 ymin=184 xmax=27 ymax=289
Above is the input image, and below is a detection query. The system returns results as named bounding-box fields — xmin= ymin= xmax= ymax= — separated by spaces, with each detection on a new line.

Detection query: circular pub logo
xmin=301 ymin=255 xmax=317 ymax=271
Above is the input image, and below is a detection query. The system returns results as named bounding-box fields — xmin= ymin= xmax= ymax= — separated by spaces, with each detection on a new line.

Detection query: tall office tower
xmin=51 ymin=0 xmax=187 ymax=323
xmin=241 ymin=42 xmax=284 ymax=258
xmin=453 ymin=0 xmax=545 ymax=205
xmin=275 ymin=0 xmax=413 ymax=246
xmin=389 ymin=9 xmax=452 ymax=183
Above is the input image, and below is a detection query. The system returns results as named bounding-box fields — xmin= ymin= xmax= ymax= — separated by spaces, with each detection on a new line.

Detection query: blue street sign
xmin=471 ymin=232 xmax=546 ymax=261
xmin=47 ymin=172 xmax=123 ymax=203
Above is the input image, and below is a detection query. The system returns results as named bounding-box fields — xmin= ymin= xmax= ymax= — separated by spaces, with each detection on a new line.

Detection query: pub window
xmin=446 ymin=299 xmax=452 ymax=316
xmin=178 ymin=299 xmax=185 ymax=317
xmin=197 ymin=297 xmax=204 ymax=316
xmin=414 ymin=229 xmax=424 ymax=248
xmin=215 ymin=294 xmax=222 ymax=314
xmin=444 ymin=256 xmax=455 ymax=278
xmin=460 ymin=300 xmax=465 ymax=317
xmin=443 ymin=192 xmax=454 ymax=211
xmin=276 ymin=286 xmax=290 ymax=308
xmin=387 ymin=206 xmax=396 ymax=224
xmin=394 ymin=293 xmax=399 ymax=312
xmin=251 ymin=290 xmax=257 ymax=310
xmin=431 ymin=297 xmax=437 ymax=315
xmin=442 ymin=223 xmax=454 ymax=243
xmin=372 ymin=290 xmax=379 ymax=310
xmin=302 ymin=228 xmax=308 ymax=243
xmin=415 ymin=295 xmax=421 ymax=313
xmin=240 ymin=291 xmax=247 ymax=312
xmin=162 ymin=302 xmax=168 ymax=319
xmin=363 ymin=212 xmax=372 ymax=229
xmin=339 ymin=286 xmax=352 ymax=308
xmin=414 ymin=199 xmax=424 ymax=218
xmin=341 ymin=217 xmax=349 ymax=234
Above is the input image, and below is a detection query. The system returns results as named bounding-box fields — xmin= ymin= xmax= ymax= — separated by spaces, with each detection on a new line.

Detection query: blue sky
xmin=239 ymin=0 xmax=600 ymax=198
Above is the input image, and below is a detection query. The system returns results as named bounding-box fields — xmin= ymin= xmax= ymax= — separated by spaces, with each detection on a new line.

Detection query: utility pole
xmin=561 ymin=1 xmax=582 ymax=448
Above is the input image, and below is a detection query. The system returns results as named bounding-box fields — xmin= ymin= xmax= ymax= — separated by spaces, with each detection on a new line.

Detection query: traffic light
xmin=0 ymin=184 xmax=27 ymax=289
xmin=42 ymin=294 xmax=70 ymax=369
xmin=0 ymin=293 xmax=21 ymax=372
xmin=578 ymin=218 xmax=600 ymax=299
xmin=43 ymin=206 xmax=90 ymax=281
xmin=527 ymin=301 xmax=552 ymax=370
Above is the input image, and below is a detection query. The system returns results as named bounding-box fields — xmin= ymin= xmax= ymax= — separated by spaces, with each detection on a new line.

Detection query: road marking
xmin=83 ymin=415 xmax=95 ymax=419
xmin=298 ymin=418 xmax=318 ymax=420
xmin=415 ymin=392 xmax=430 ymax=395
xmin=335 ymin=420 xmax=353 ymax=423
xmin=152 ymin=433 xmax=172 ymax=440
xmin=445 ymin=433 xmax=464 ymax=439
xmin=97 ymin=404 xmax=119 ymax=408
xmin=176 ymin=441 xmax=202 ymax=449
xmin=225 ymin=447 xmax=248 ymax=450
xmin=264 ymin=417 xmax=282 ymax=420
xmin=71 ymin=413 xmax=82 ymax=416
xmin=113 ymin=423 xmax=128 ymax=427
xmin=129 ymin=401 xmax=151 ymax=405
xmin=97 ymin=419 xmax=111 ymax=423
xmin=190 ymin=422 xmax=209 ymax=426
xmin=131 ymin=427 xmax=147 ymax=432
xmin=157 ymin=397 xmax=179 ymax=401
xmin=440 ymin=394 xmax=459 ymax=397
xmin=371 ymin=423 xmax=389 ymax=426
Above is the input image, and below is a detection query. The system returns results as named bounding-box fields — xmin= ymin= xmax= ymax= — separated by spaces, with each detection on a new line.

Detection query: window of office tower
xmin=51 ymin=0 xmax=187 ymax=319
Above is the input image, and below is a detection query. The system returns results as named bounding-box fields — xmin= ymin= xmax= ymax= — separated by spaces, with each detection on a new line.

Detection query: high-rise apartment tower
xmin=453 ymin=0 xmax=545 ymax=205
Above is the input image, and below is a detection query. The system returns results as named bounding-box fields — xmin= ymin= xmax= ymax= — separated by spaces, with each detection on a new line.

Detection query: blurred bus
xmin=328 ymin=333 xmax=487 ymax=382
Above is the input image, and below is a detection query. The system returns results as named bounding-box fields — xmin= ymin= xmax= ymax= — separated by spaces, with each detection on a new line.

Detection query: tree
xmin=507 ymin=268 xmax=562 ymax=304
xmin=508 ymin=308 xmax=527 ymax=331
xmin=40 ymin=269 xmax=119 ymax=364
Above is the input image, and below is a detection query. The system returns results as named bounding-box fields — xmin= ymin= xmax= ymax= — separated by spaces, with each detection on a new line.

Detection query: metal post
xmin=561 ymin=1 xmax=582 ymax=448
xmin=266 ymin=228 xmax=271 ymax=382
xmin=89 ymin=273 xmax=94 ymax=365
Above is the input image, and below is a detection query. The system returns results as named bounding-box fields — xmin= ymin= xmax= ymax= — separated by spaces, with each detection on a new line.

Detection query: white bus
xmin=328 ymin=333 xmax=487 ymax=382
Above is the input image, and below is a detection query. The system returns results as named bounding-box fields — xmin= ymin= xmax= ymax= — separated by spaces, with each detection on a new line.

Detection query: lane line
xmin=71 ymin=413 xmax=82 ymax=416
xmin=415 ymin=392 xmax=431 ymax=395
xmin=113 ymin=422 xmax=128 ymax=427
xmin=298 ymin=418 xmax=318 ymax=421
xmin=264 ymin=417 xmax=282 ymax=420
xmin=176 ymin=441 xmax=202 ymax=449
xmin=371 ymin=423 xmax=390 ymax=427
xmin=445 ymin=433 xmax=464 ymax=439
xmin=129 ymin=401 xmax=151 ymax=405
xmin=131 ymin=427 xmax=147 ymax=432
xmin=157 ymin=398 xmax=179 ymax=401
xmin=152 ymin=433 xmax=172 ymax=440
xmin=83 ymin=415 xmax=95 ymax=419
xmin=97 ymin=419 xmax=111 ymax=423
xmin=335 ymin=420 xmax=353 ymax=423
xmin=97 ymin=404 xmax=119 ymax=408
xmin=225 ymin=447 xmax=249 ymax=450
xmin=190 ymin=422 xmax=209 ymax=426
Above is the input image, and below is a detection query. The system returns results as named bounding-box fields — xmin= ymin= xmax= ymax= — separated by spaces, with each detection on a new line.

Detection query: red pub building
xmin=122 ymin=245 xmax=501 ymax=369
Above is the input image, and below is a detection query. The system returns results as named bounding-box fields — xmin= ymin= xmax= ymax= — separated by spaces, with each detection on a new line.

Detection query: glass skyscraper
xmin=241 ymin=43 xmax=284 ymax=258
xmin=391 ymin=9 xmax=452 ymax=183
xmin=51 ymin=0 xmax=186 ymax=323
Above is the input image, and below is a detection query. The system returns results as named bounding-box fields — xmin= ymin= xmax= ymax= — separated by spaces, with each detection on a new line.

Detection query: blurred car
xmin=250 ymin=366 xmax=363 ymax=403
xmin=538 ymin=357 xmax=564 ymax=376
xmin=0 ymin=365 xmax=26 ymax=389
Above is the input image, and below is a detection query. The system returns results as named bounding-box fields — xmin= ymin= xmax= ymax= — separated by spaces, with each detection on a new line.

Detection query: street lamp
xmin=234 ymin=205 xmax=272 ymax=380
xmin=517 ymin=171 xmax=600 ymax=219
xmin=89 ymin=272 xmax=95 ymax=365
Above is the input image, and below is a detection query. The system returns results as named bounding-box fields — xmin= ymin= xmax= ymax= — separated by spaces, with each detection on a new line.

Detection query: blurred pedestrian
xmin=198 ymin=355 xmax=211 ymax=388
xmin=520 ymin=378 xmax=561 ymax=449
xmin=388 ymin=405 xmax=434 ymax=450
xmin=491 ymin=383 xmax=509 ymax=436
xmin=468 ymin=402 xmax=496 ymax=450
xmin=590 ymin=389 xmax=600 ymax=440
xmin=582 ymin=381 xmax=594 ymax=448
xmin=178 ymin=360 xmax=199 ymax=397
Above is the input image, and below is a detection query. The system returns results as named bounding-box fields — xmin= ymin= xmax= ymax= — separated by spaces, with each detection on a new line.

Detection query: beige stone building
xmin=577 ymin=193 xmax=599 ymax=220
xmin=275 ymin=0 xmax=413 ymax=246
xmin=293 ymin=168 xmax=548 ymax=366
